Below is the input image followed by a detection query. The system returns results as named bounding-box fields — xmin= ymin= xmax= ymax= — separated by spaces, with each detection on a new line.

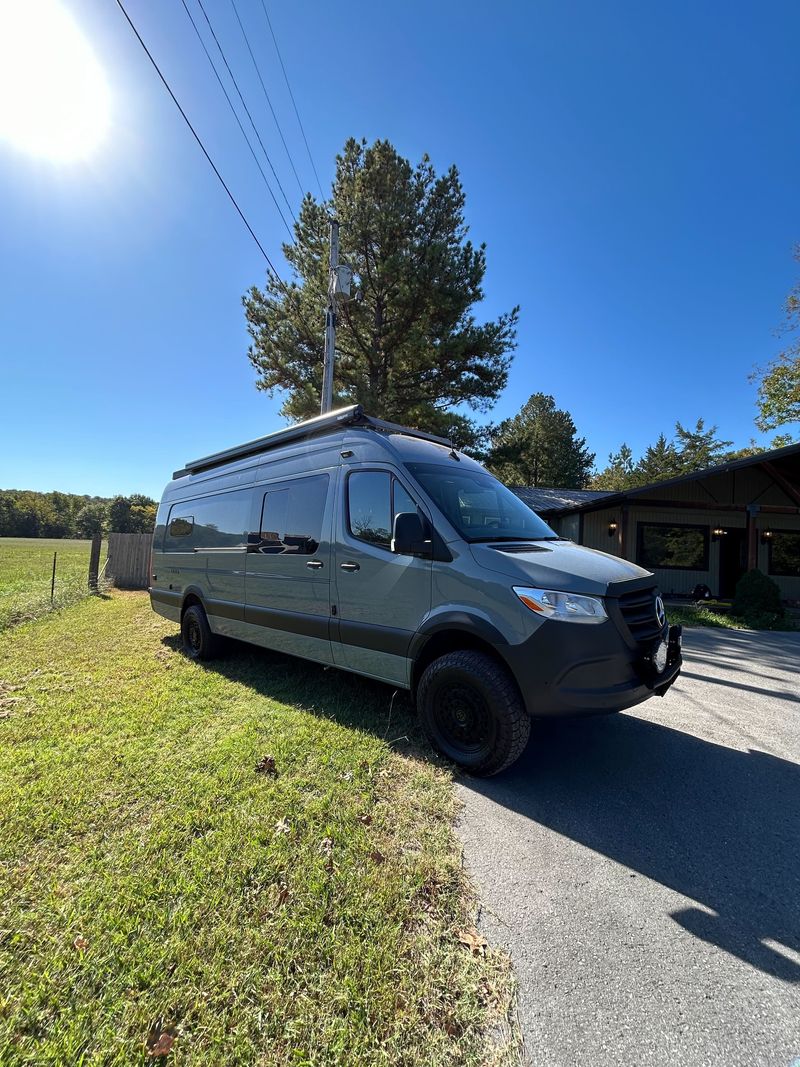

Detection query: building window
xmin=636 ymin=522 xmax=709 ymax=571
xmin=768 ymin=531 xmax=800 ymax=577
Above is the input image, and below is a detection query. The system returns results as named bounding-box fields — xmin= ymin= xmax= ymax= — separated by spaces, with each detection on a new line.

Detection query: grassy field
xmin=0 ymin=593 xmax=516 ymax=1066
xmin=0 ymin=538 xmax=101 ymax=630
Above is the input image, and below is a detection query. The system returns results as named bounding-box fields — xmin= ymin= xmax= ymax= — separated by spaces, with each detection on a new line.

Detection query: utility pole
xmin=320 ymin=218 xmax=339 ymax=414
xmin=320 ymin=219 xmax=352 ymax=414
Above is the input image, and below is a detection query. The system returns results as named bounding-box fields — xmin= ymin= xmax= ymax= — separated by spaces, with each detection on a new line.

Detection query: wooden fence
xmin=106 ymin=532 xmax=152 ymax=590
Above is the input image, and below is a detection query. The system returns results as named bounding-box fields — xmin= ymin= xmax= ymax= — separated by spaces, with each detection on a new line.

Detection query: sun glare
xmin=0 ymin=0 xmax=110 ymax=163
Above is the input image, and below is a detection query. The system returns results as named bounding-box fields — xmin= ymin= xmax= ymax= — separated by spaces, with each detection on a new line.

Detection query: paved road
xmin=457 ymin=628 xmax=800 ymax=1067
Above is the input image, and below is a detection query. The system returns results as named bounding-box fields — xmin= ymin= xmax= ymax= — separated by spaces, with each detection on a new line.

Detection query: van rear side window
xmin=164 ymin=490 xmax=251 ymax=551
xmin=258 ymin=474 xmax=328 ymax=554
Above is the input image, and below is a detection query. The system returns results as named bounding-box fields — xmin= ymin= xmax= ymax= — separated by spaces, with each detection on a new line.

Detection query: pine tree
xmin=590 ymin=444 xmax=637 ymax=490
xmin=244 ymin=138 xmax=518 ymax=450
xmin=636 ymin=433 xmax=683 ymax=484
xmin=487 ymin=394 xmax=595 ymax=488
xmin=673 ymin=418 xmax=733 ymax=472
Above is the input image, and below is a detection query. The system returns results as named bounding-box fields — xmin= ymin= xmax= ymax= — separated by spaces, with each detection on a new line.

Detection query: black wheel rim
xmin=184 ymin=616 xmax=202 ymax=656
xmin=431 ymin=683 xmax=495 ymax=760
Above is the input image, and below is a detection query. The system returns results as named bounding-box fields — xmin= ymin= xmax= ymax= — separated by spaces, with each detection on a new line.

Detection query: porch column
xmin=619 ymin=505 xmax=630 ymax=559
xmin=746 ymin=504 xmax=759 ymax=572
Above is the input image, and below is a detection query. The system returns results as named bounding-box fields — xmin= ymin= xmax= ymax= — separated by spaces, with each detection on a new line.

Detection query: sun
xmin=0 ymin=0 xmax=110 ymax=163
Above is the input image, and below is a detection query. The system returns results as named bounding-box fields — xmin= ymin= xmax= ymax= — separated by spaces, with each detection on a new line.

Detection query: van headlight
xmin=513 ymin=586 xmax=607 ymax=623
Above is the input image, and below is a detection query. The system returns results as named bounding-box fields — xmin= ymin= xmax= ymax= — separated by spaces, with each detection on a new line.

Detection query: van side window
xmin=348 ymin=471 xmax=392 ymax=547
xmin=258 ymin=474 xmax=328 ymax=554
xmin=393 ymin=480 xmax=417 ymax=519
xmin=164 ymin=490 xmax=250 ymax=551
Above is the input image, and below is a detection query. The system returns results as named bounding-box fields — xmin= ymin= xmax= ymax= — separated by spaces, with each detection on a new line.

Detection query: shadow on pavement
xmin=461 ymin=713 xmax=800 ymax=982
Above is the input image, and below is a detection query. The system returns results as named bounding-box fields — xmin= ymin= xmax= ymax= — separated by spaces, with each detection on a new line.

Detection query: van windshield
xmin=406 ymin=462 xmax=557 ymax=543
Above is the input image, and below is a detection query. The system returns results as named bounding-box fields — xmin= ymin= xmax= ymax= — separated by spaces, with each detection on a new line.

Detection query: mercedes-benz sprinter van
xmin=150 ymin=405 xmax=682 ymax=775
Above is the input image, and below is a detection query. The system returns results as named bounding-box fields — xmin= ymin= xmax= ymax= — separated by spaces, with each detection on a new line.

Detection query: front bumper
xmin=640 ymin=624 xmax=683 ymax=696
xmin=500 ymin=620 xmax=683 ymax=719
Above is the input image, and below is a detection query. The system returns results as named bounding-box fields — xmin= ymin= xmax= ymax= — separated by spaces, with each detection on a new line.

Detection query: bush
xmin=732 ymin=569 xmax=786 ymax=629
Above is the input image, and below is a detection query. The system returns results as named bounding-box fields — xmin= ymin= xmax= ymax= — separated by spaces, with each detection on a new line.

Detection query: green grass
xmin=666 ymin=603 xmax=797 ymax=631
xmin=0 ymin=593 xmax=516 ymax=1066
xmin=0 ymin=538 xmax=101 ymax=631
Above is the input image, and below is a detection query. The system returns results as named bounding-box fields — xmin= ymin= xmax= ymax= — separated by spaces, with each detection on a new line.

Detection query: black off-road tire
xmin=416 ymin=650 xmax=530 ymax=776
xmin=180 ymin=603 xmax=218 ymax=661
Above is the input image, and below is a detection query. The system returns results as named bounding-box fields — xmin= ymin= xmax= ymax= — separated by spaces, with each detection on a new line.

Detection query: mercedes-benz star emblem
xmin=655 ymin=595 xmax=666 ymax=628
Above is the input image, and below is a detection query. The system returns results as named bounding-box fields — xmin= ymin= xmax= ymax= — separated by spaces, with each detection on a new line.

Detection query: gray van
xmin=150 ymin=405 xmax=682 ymax=775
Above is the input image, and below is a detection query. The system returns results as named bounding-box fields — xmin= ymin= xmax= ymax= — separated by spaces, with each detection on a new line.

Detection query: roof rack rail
xmin=353 ymin=415 xmax=452 ymax=448
xmin=174 ymin=405 xmax=452 ymax=478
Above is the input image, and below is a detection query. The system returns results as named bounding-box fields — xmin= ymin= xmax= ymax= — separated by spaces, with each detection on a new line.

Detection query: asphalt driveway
xmin=457 ymin=628 xmax=800 ymax=1067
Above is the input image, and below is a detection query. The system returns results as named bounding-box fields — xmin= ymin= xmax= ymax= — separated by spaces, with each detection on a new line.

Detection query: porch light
xmin=608 ymin=521 xmax=618 ymax=537
xmin=711 ymin=526 xmax=727 ymax=540
xmin=761 ymin=529 xmax=774 ymax=544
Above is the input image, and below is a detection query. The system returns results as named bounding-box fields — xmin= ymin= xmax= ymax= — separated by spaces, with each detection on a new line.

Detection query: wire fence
xmin=0 ymin=540 xmax=112 ymax=631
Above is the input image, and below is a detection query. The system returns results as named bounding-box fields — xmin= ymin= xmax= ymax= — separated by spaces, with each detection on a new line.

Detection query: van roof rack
xmin=175 ymin=404 xmax=452 ymax=478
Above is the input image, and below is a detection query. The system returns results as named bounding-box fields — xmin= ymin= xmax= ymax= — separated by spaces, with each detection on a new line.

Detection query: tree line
xmin=480 ymin=399 xmax=795 ymax=491
xmin=0 ymin=490 xmax=157 ymax=540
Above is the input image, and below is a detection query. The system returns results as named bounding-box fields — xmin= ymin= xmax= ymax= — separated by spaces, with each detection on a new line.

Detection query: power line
xmin=179 ymin=0 xmax=293 ymax=240
xmin=114 ymin=0 xmax=284 ymax=282
xmin=258 ymin=0 xmax=325 ymax=201
xmin=229 ymin=0 xmax=306 ymax=200
xmin=194 ymin=0 xmax=297 ymax=226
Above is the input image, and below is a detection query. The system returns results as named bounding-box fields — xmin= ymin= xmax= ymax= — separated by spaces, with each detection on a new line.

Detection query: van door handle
xmin=306 ymin=559 xmax=324 ymax=570
xmin=340 ymin=561 xmax=360 ymax=572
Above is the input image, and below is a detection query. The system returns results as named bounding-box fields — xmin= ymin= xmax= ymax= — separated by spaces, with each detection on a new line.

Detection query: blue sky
xmin=1 ymin=0 xmax=798 ymax=498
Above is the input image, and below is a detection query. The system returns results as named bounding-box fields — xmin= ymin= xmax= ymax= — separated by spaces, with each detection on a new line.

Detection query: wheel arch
xmin=180 ymin=586 xmax=207 ymax=618
xmin=409 ymin=613 xmax=520 ymax=700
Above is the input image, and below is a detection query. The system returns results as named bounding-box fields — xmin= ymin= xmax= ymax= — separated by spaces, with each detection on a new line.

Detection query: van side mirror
xmin=392 ymin=512 xmax=431 ymax=557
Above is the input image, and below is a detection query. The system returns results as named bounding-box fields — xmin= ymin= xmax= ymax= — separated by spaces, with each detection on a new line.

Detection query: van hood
xmin=469 ymin=539 xmax=652 ymax=596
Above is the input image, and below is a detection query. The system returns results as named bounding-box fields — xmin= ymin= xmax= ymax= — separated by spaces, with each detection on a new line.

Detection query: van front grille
xmin=616 ymin=586 xmax=664 ymax=645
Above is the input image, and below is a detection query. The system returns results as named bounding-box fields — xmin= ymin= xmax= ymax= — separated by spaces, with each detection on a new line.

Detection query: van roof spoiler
xmin=174 ymin=404 xmax=453 ymax=478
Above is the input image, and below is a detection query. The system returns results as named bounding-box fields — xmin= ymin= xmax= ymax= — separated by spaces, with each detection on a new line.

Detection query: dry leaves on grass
xmin=145 ymin=1030 xmax=175 ymax=1058
xmin=274 ymin=818 xmax=290 ymax=835
xmin=255 ymin=755 xmax=278 ymax=777
xmin=262 ymin=881 xmax=290 ymax=917
xmin=73 ymin=936 xmax=89 ymax=952
xmin=457 ymin=928 xmax=488 ymax=957
xmin=154 ymin=648 xmax=173 ymax=667
xmin=0 ymin=670 xmax=39 ymax=693
xmin=319 ymin=836 xmax=334 ymax=872
xmin=0 ymin=681 xmax=29 ymax=718
xmin=358 ymin=813 xmax=373 ymax=826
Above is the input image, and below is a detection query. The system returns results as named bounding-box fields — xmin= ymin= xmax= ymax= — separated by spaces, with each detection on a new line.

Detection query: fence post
xmin=51 ymin=551 xmax=57 ymax=605
xmin=88 ymin=535 xmax=102 ymax=593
